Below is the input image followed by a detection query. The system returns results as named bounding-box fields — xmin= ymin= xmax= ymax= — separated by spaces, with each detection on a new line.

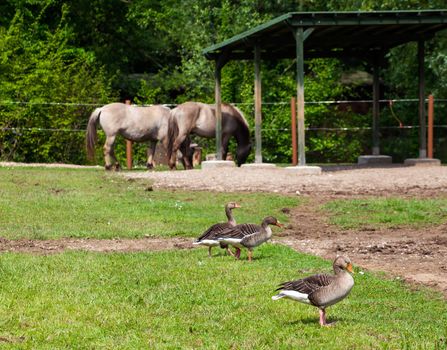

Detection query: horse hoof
xmin=114 ymin=164 xmax=121 ymax=171
xmin=146 ymin=163 xmax=154 ymax=170
xmin=105 ymin=165 xmax=113 ymax=171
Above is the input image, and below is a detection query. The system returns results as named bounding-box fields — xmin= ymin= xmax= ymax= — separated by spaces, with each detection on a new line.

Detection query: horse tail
xmin=167 ymin=108 xmax=179 ymax=160
xmin=86 ymin=107 xmax=102 ymax=161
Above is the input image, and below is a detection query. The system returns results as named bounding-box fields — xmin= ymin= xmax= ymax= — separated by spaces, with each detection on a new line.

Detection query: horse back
xmin=99 ymin=103 xmax=171 ymax=142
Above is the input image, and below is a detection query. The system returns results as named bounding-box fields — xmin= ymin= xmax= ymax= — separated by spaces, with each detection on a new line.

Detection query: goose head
xmin=226 ymin=202 xmax=241 ymax=210
xmin=333 ymin=255 xmax=354 ymax=273
xmin=262 ymin=216 xmax=284 ymax=228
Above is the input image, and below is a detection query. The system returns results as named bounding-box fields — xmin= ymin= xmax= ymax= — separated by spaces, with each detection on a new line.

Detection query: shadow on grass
xmin=284 ymin=316 xmax=346 ymax=326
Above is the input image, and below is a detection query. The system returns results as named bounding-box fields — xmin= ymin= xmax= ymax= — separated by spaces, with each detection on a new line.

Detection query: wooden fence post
xmin=125 ymin=100 xmax=132 ymax=169
xmin=291 ymin=97 xmax=298 ymax=166
xmin=428 ymin=94 xmax=434 ymax=158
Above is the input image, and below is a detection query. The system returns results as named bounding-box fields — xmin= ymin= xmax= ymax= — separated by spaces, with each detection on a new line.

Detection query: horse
xmin=86 ymin=102 xmax=190 ymax=170
xmin=167 ymin=102 xmax=252 ymax=169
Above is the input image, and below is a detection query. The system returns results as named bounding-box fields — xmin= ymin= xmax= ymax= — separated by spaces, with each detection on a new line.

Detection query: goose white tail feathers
xmin=271 ymin=290 xmax=311 ymax=304
xmin=193 ymin=239 xmax=220 ymax=247
xmin=217 ymin=237 xmax=243 ymax=246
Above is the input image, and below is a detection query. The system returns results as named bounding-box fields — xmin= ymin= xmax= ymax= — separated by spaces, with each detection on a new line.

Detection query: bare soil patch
xmin=276 ymin=199 xmax=447 ymax=297
xmin=0 ymin=237 xmax=193 ymax=254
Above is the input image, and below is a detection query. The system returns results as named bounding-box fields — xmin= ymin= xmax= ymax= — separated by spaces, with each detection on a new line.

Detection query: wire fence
xmin=1 ymin=98 xmax=447 ymax=164
xmin=1 ymin=98 xmax=447 ymax=133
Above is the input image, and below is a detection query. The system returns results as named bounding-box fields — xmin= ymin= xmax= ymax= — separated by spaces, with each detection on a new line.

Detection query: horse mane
xmin=222 ymin=103 xmax=249 ymax=129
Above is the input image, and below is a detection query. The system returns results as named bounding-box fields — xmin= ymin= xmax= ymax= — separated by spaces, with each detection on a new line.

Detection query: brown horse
xmin=167 ymin=102 xmax=251 ymax=169
xmin=86 ymin=102 xmax=180 ymax=170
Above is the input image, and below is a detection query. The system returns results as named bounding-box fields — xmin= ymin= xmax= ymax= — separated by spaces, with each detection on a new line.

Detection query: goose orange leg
xmin=234 ymin=248 xmax=241 ymax=260
xmin=319 ymin=309 xmax=326 ymax=326
xmin=247 ymin=250 xmax=253 ymax=262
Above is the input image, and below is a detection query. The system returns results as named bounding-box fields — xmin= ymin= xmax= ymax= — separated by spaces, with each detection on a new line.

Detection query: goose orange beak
xmin=234 ymin=203 xmax=241 ymax=208
xmin=276 ymin=221 xmax=284 ymax=228
xmin=346 ymin=263 xmax=354 ymax=273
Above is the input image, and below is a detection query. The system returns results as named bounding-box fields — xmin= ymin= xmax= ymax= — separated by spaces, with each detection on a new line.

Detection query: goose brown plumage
xmin=193 ymin=202 xmax=240 ymax=257
xmin=272 ymin=255 xmax=354 ymax=326
xmin=217 ymin=216 xmax=283 ymax=261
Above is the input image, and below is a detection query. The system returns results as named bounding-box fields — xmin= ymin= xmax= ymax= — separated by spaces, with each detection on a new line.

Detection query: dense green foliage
xmin=1 ymin=0 xmax=447 ymax=164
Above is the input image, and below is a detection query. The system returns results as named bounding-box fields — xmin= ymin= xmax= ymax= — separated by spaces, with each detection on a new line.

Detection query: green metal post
xmin=372 ymin=58 xmax=380 ymax=156
xmin=295 ymin=27 xmax=306 ymax=166
xmin=254 ymin=43 xmax=262 ymax=163
xmin=215 ymin=62 xmax=223 ymax=160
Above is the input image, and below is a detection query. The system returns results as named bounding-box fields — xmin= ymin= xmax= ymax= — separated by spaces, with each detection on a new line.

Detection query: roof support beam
xmin=294 ymin=27 xmax=306 ymax=166
xmin=418 ymin=39 xmax=427 ymax=158
xmin=372 ymin=56 xmax=381 ymax=155
xmin=214 ymin=63 xmax=223 ymax=160
xmin=214 ymin=54 xmax=229 ymax=160
xmin=254 ymin=43 xmax=263 ymax=163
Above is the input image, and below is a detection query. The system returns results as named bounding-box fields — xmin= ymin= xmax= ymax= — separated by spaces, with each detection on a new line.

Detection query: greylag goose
xmin=193 ymin=202 xmax=241 ymax=257
xmin=217 ymin=216 xmax=283 ymax=261
xmin=272 ymin=255 xmax=354 ymax=326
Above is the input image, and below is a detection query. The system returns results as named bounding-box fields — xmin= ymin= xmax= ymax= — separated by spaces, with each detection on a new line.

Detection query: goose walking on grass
xmin=193 ymin=202 xmax=241 ymax=257
xmin=272 ymin=255 xmax=354 ymax=326
xmin=217 ymin=216 xmax=283 ymax=262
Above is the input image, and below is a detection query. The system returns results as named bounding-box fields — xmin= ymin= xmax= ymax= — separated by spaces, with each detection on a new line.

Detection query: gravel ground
xmin=125 ymin=164 xmax=447 ymax=196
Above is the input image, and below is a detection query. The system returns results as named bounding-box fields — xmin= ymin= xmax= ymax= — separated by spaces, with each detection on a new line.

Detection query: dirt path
xmin=0 ymin=237 xmax=193 ymax=254
xmin=275 ymin=198 xmax=447 ymax=296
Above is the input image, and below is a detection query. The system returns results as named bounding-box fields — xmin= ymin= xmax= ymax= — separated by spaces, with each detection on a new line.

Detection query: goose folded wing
xmin=196 ymin=222 xmax=231 ymax=241
xmin=277 ymin=274 xmax=334 ymax=294
xmin=219 ymin=223 xmax=261 ymax=239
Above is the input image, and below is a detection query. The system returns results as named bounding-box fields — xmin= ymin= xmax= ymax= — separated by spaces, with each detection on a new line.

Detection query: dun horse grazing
xmin=86 ymin=102 xmax=180 ymax=170
xmin=167 ymin=102 xmax=252 ymax=169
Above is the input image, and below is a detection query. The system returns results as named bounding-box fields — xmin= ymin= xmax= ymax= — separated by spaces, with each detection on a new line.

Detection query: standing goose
xmin=272 ymin=255 xmax=354 ymax=326
xmin=193 ymin=202 xmax=241 ymax=257
xmin=218 ymin=216 xmax=283 ymax=262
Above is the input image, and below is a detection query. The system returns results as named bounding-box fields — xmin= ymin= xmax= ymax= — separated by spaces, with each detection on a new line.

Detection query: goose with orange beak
xmin=218 ymin=216 xmax=283 ymax=262
xmin=272 ymin=255 xmax=354 ymax=326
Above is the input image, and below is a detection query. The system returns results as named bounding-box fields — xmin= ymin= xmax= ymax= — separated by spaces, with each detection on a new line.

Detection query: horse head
xmin=236 ymin=142 xmax=252 ymax=166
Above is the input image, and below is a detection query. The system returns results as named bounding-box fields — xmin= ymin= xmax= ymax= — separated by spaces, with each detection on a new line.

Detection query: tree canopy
xmin=1 ymin=0 xmax=447 ymax=164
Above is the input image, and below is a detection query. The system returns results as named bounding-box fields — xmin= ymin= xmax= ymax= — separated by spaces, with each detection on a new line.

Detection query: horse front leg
xmin=146 ymin=140 xmax=157 ymax=169
xmin=179 ymin=137 xmax=193 ymax=170
xmin=222 ymin=134 xmax=231 ymax=161
xmin=103 ymin=135 xmax=118 ymax=171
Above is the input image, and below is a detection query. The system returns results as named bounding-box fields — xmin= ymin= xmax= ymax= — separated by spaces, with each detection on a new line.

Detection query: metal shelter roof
xmin=203 ymin=10 xmax=447 ymax=60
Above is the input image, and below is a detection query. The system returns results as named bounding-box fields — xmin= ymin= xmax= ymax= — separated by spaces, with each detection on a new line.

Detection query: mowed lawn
xmin=1 ymin=247 xmax=447 ymax=349
xmin=0 ymin=167 xmax=297 ymax=239
xmin=0 ymin=166 xmax=446 ymax=348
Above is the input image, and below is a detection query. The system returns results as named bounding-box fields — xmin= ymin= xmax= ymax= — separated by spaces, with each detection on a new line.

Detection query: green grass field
xmin=0 ymin=167 xmax=297 ymax=239
xmin=324 ymin=197 xmax=447 ymax=229
xmin=0 ymin=167 xmax=446 ymax=349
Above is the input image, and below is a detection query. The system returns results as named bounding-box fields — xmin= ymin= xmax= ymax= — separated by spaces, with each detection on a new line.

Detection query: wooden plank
xmin=295 ymin=27 xmax=306 ymax=166
xmin=254 ymin=43 xmax=262 ymax=163
xmin=291 ymin=97 xmax=297 ymax=165
xmin=428 ymin=94 xmax=434 ymax=158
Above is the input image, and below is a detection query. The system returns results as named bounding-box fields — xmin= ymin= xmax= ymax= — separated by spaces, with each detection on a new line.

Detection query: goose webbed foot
xmin=319 ymin=309 xmax=333 ymax=327
xmin=226 ymin=248 xmax=235 ymax=257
